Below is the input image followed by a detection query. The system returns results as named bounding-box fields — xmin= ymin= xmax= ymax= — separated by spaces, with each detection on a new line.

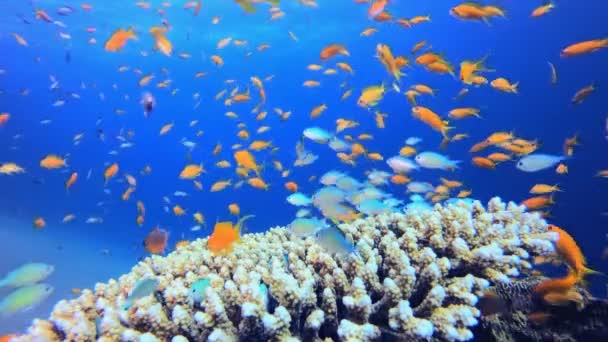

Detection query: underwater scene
xmin=1 ymin=0 xmax=608 ymax=341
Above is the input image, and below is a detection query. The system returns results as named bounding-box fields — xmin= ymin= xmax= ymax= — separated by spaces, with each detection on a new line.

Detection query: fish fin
xmin=235 ymin=215 xmax=255 ymax=234
xmin=578 ymin=266 xmax=604 ymax=280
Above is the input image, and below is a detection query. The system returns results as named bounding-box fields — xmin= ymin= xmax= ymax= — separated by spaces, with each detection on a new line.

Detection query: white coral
xmin=14 ymin=198 xmax=554 ymax=342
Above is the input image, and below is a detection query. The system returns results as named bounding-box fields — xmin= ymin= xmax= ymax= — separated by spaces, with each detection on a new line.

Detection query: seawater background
xmin=0 ymin=0 xmax=607 ymax=335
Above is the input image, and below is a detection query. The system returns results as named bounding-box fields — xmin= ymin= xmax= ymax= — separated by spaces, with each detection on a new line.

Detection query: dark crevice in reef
xmin=474 ymin=276 xmax=608 ymax=341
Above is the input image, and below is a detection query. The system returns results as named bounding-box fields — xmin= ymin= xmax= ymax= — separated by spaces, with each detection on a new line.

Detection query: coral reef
xmin=14 ymin=198 xmax=557 ymax=341
xmin=476 ymin=276 xmax=608 ymax=342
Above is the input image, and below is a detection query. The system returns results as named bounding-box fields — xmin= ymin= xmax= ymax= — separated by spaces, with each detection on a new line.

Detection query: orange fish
xmin=211 ymin=55 xmax=224 ymax=66
xmin=207 ymin=215 xmax=253 ymax=254
xmin=247 ymin=177 xmax=269 ymax=190
xmin=542 ymin=289 xmax=584 ymax=310
xmin=33 ymin=217 xmax=46 ymax=229
xmin=547 ymin=224 xmax=598 ymax=278
xmin=491 ymin=77 xmax=518 ymax=93
xmin=234 ymin=150 xmax=262 ymax=176
xmin=0 ymin=113 xmax=10 ymax=127
xmin=390 ymin=174 xmax=410 ymax=185
xmin=561 ymin=38 xmax=608 ymax=57
xmin=65 ymin=172 xmax=78 ymax=190
xmin=486 ymin=152 xmax=511 ymax=163
xmin=459 ymin=55 xmax=491 ymax=84
xmin=104 ymin=163 xmax=119 ymax=184
xmin=472 ymin=156 xmax=496 ymax=169
xmin=40 ymin=155 xmax=67 ymax=169
xmin=104 ymin=27 xmax=136 ymax=52
xmin=310 ymin=104 xmax=328 ymax=119
xmin=173 ymin=205 xmax=186 ymax=216
xmin=531 ymin=3 xmax=555 ymax=17
xmin=35 ymin=9 xmax=53 ymax=22
xmin=521 ymin=195 xmax=553 ymax=210
xmin=284 ymin=181 xmax=298 ymax=192
xmin=556 ymin=163 xmax=568 ymax=174
xmin=228 ymin=203 xmax=240 ymax=216
xmin=368 ymin=0 xmax=387 ymax=18
xmin=411 ymin=106 xmax=452 ymax=139
xmin=122 ymin=187 xmax=135 ymax=201
xmin=144 ymin=227 xmax=169 ymax=254
xmin=533 ymin=270 xmax=578 ymax=296
xmin=150 ymin=27 xmax=172 ymax=56
xmin=571 ymin=83 xmax=595 ymax=104
xmin=320 ymin=44 xmax=349 ymax=60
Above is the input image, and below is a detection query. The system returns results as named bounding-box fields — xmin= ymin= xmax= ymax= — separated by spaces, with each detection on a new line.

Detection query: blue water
xmin=1 ymin=0 xmax=607 ymax=335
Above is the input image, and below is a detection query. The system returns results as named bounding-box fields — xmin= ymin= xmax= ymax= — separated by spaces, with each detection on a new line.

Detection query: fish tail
xmin=512 ymin=82 xmax=519 ymax=93
xmin=127 ymin=27 xmax=137 ymax=38
xmin=601 ymin=38 xmax=608 ymax=48
xmin=577 ymin=265 xmax=604 ymax=280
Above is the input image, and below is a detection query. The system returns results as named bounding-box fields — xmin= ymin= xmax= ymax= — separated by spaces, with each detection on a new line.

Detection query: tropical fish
xmin=0 ymin=284 xmax=54 ymax=317
xmin=414 ymin=152 xmax=461 ymax=170
xmin=357 ymin=84 xmax=385 ymax=108
xmin=0 ymin=163 xmax=25 ymax=175
xmin=517 ymin=154 xmax=567 ymax=172
xmin=207 ymin=215 xmax=254 ymax=254
xmin=40 ymin=155 xmax=67 ymax=169
xmin=190 ymin=278 xmax=210 ymax=303
xmin=286 ymin=193 xmax=312 ymax=206
xmin=561 ymin=38 xmax=608 ymax=57
xmin=531 ymin=3 xmax=555 ymax=17
xmin=0 ymin=263 xmax=54 ymax=288
xmin=547 ymin=224 xmax=598 ymax=279
xmin=104 ymin=163 xmax=119 ymax=183
xmin=315 ymin=227 xmax=356 ymax=255
xmin=180 ymin=164 xmax=204 ymax=179
xmin=144 ymin=227 xmax=168 ymax=254
xmin=320 ymin=44 xmax=349 ymax=60
xmin=122 ymin=278 xmax=159 ymax=310
xmin=104 ymin=27 xmax=136 ymax=51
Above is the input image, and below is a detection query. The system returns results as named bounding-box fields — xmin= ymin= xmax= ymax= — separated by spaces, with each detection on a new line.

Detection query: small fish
xmin=144 ymin=227 xmax=169 ymax=254
xmin=289 ymin=218 xmax=327 ymax=238
xmin=548 ymin=62 xmax=557 ymax=85
xmin=190 ymin=278 xmax=210 ymax=303
xmin=286 ymin=193 xmax=312 ymax=206
xmin=0 ymin=284 xmax=54 ymax=317
xmin=315 ymin=227 xmax=356 ymax=255
xmin=517 ymin=154 xmax=567 ymax=172
xmin=414 ymin=152 xmax=460 ymax=170
xmin=122 ymin=278 xmax=159 ymax=310
xmin=86 ymin=217 xmax=103 ymax=224
xmin=0 ymin=263 xmax=54 ymax=288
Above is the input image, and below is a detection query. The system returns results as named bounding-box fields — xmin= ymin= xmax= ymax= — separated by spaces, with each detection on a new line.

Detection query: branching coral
xmin=14 ymin=198 xmax=556 ymax=341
